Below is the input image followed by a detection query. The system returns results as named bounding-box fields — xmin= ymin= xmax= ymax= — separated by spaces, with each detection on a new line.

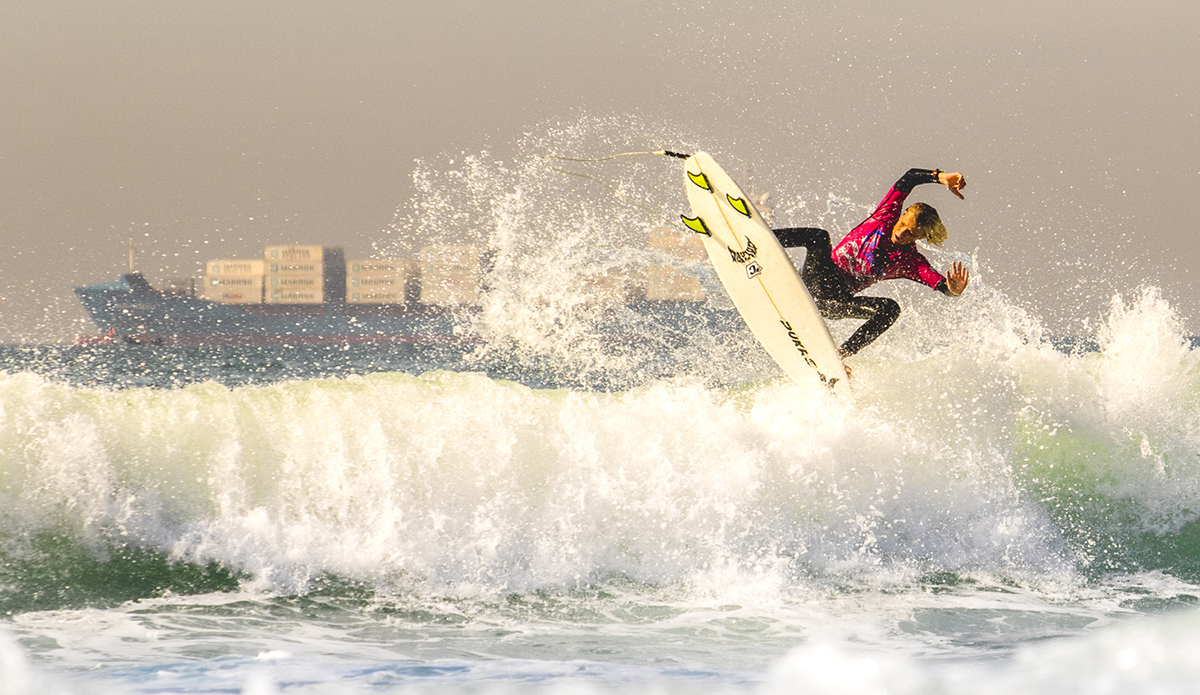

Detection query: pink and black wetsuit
xmin=773 ymin=168 xmax=952 ymax=357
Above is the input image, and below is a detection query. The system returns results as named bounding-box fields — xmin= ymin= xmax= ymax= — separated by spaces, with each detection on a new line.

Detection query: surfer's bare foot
xmin=836 ymin=347 xmax=853 ymax=380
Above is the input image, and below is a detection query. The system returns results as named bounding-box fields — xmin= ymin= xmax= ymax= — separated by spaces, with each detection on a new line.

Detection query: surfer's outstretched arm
xmin=936 ymin=171 xmax=966 ymax=199
xmin=895 ymin=169 xmax=966 ymax=198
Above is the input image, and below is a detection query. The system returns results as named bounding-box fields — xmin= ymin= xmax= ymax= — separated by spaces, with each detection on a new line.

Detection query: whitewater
xmin=4 ymin=123 xmax=1200 ymax=693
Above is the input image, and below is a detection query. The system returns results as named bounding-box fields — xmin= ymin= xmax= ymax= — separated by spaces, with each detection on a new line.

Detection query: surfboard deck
xmin=681 ymin=152 xmax=850 ymax=393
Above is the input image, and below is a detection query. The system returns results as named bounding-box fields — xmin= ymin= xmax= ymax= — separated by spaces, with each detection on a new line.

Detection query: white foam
xmin=4 ymin=284 xmax=1200 ymax=599
xmin=0 ymin=630 xmax=33 ymax=695
xmin=761 ymin=605 xmax=1200 ymax=695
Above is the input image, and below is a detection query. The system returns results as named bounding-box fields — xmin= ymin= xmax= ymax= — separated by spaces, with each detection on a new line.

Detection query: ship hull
xmin=75 ymin=274 xmax=741 ymax=345
xmin=75 ymin=274 xmax=469 ymax=345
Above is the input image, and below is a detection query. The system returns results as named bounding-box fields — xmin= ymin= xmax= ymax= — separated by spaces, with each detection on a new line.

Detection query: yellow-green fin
xmin=687 ymin=171 xmax=712 ymax=191
xmin=726 ymin=195 xmax=752 ymax=217
xmin=680 ymin=215 xmax=711 ymax=236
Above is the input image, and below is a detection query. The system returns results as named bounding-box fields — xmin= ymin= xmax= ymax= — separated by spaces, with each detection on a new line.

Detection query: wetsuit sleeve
xmin=894 ymin=168 xmax=941 ymax=194
xmin=907 ymin=253 xmax=946 ymax=290
xmin=862 ymin=169 xmax=940 ymax=226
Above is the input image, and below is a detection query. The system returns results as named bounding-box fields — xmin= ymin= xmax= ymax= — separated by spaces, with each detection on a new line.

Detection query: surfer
xmin=772 ymin=169 xmax=969 ymax=357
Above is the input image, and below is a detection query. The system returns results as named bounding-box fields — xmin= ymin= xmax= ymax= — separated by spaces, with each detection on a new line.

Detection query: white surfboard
xmin=681 ymin=152 xmax=850 ymax=392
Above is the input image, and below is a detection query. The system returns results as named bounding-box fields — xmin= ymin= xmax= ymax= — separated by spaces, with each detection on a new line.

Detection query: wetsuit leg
xmin=818 ymin=296 xmax=900 ymax=357
xmin=771 ymin=228 xmax=847 ymax=301
xmin=772 ymin=227 xmax=900 ymax=357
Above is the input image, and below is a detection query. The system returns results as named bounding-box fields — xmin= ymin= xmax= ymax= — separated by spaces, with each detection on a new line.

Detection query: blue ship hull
xmin=75 ymin=274 xmax=741 ymax=345
xmin=75 ymin=274 xmax=466 ymax=344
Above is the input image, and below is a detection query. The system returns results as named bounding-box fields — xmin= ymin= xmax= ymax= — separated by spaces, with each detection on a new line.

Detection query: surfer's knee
xmin=878 ymin=298 xmax=900 ymax=329
xmin=864 ymin=297 xmax=900 ymax=328
xmin=878 ymin=297 xmax=900 ymax=323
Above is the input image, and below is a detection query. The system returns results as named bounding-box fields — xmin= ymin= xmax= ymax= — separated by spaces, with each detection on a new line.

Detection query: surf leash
xmin=541 ymin=149 xmax=691 ymax=163
xmin=539 ymin=149 xmax=692 ymax=217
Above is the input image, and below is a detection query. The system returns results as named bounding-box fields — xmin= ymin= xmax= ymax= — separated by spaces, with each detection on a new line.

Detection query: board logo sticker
xmin=728 ymin=238 xmax=757 ymax=264
xmin=726 ymin=195 xmax=752 ymax=217
xmin=746 ymin=261 xmax=762 ymax=279
xmin=680 ymin=215 xmax=711 ymax=236
xmin=687 ymin=171 xmax=712 ymax=191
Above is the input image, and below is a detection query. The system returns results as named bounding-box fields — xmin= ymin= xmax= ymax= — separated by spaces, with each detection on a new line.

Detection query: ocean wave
xmin=0 ymin=286 xmax=1198 ymax=611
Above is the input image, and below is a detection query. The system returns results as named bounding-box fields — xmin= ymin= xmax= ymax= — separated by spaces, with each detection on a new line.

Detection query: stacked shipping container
xmin=203 ymin=259 xmax=265 ymax=304
xmin=346 ymin=259 xmax=418 ymax=304
xmin=265 ymin=245 xmax=325 ymax=304
xmin=645 ymin=228 xmax=707 ymax=301
xmin=197 ymin=234 xmax=705 ymax=308
xmin=419 ymin=245 xmax=481 ymax=305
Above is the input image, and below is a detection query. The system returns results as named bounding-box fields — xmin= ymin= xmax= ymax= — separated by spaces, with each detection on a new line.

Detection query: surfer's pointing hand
xmin=937 ymin=171 xmax=966 ymax=200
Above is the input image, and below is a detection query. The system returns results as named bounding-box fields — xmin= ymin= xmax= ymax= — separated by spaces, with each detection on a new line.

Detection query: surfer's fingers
xmin=945 ymin=173 xmax=966 ymax=199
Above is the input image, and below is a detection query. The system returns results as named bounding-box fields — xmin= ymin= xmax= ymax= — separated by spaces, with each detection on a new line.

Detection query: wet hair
xmin=906 ymin=202 xmax=947 ymax=246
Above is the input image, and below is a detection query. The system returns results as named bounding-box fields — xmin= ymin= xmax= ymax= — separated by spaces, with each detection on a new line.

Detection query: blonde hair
xmin=905 ymin=202 xmax=947 ymax=246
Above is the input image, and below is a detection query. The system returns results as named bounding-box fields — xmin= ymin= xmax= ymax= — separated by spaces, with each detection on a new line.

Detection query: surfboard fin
xmin=726 ymin=195 xmax=752 ymax=218
xmin=680 ymin=215 xmax=711 ymax=236
xmin=687 ymin=171 xmax=712 ymax=191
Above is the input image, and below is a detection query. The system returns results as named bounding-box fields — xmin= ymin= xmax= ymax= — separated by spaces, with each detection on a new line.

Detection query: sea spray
xmin=7 ymin=284 xmax=1200 ymax=608
xmin=375 ymin=117 xmax=779 ymax=389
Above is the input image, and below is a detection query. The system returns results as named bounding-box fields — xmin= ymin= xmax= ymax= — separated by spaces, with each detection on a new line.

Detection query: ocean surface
xmin=6 ymin=135 xmax=1200 ymax=693
xmin=5 ymin=284 xmax=1200 ymax=694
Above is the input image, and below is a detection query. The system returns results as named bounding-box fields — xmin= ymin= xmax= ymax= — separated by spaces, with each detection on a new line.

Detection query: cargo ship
xmin=75 ymin=234 xmax=740 ymax=345
xmin=75 ymin=244 xmax=484 ymax=344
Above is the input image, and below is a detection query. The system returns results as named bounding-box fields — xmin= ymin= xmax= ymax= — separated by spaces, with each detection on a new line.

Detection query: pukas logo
xmin=779 ymin=319 xmax=838 ymax=387
xmin=728 ymin=238 xmax=757 ymax=264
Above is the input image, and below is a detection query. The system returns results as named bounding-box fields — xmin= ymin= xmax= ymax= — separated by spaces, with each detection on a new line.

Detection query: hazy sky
xmin=2 ymin=0 xmax=1197 ymax=341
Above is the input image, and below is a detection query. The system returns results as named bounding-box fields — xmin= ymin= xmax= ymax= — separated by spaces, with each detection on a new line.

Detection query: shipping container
xmin=348 ymin=274 xmax=401 ymax=288
xmin=265 ymin=245 xmax=324 ymax=262
xmin=266 ymin=289 xmax=324 ymax=304
xmin=419 ymin=245 xmax=481 ymax=305
xmin=645 ymin=227 xmax=706 ymax=300
xmin=348 ymin=260 xmax=407 ymax=274
xmin=582 ymin=271 xmax=645 ymax=304
xmin=205 ymin=275 xmax=263 ymax=288
xmin=346 ymin=275 xmax=406 ymax=304
xmin=202 ymin=275 xmax=263 ymax=304
xmin=268 ymin=275 xmax=322 ymax=289
xmin=206 ymin=259 xmax=265 ymax=276
xmin=346 ymin=258 xmax=417 ymax=304
xmin=267 ymin=262 xmax=322 ymax=275
xmin=648 ymin=227 xmax=706 ymax=261
xmin=645 ymin=268 xmax=706 ymax=301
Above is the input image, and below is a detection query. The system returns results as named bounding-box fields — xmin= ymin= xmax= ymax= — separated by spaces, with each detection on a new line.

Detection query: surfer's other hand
xmin=946 ymin=261 xmax=970 ymax=295
xmin=938 ymin=171 xmax=966 ymax=200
